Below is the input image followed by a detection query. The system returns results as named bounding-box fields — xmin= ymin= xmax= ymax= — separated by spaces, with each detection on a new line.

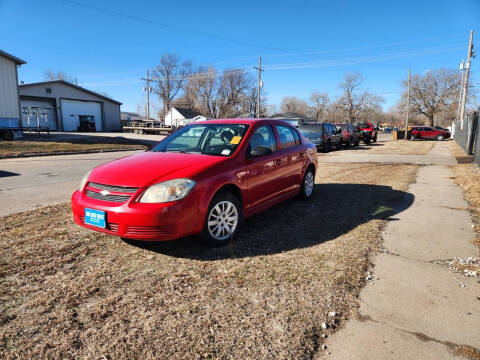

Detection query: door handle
xmin=275 ymin=159 xmax=283 ymax=166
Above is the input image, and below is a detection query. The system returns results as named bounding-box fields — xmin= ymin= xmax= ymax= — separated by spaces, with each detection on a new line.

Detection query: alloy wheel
xmin=207 ymin=201 xmax=239 ymax=241
xmin=304 ymin=171 xmax=314 ymax=197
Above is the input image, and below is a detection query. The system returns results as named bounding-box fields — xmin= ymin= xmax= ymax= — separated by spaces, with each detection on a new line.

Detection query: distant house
xmin=19 ymin=80 xmax=122 ymax=132
xmin=0 ymin=49 xmax=26 ymax=139
xmin=270 ymin=112 xmax=314 ymax=127
xmin=164 ymin=107 xmax=206 ymax=127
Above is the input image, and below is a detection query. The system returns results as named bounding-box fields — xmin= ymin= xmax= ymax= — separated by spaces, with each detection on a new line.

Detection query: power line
xmin=57 ymin=0 xmax=285 ymax=53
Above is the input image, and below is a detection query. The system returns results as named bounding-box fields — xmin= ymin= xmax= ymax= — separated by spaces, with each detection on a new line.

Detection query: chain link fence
xmin=454 ymin=109 xmax=479 ymax=165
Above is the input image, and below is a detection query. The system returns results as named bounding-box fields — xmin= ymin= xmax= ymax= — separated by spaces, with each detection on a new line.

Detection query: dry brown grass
xmin=448 ymin=141 xmax=480 ymax=248
xmin=0 ymin=163 xmax=417 ymax=359
xmin=364 ymin=139 xmax=435 ymax=155
xmin=0 ymin=136 xmax=146 ymax=157
xmin=454 ymin=345 xmax=480 ymax=360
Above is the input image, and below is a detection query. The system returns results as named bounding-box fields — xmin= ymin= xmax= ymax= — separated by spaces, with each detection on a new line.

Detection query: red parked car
xmin=410 ymin=126 xmax=450 ymax=141
xmin=71 ymin=119 xmax=318 ymax=245
xmin=357 ymin=122 xmax=378 ymax=144
xmin=335 ymin=123 xmax=360 ymax=147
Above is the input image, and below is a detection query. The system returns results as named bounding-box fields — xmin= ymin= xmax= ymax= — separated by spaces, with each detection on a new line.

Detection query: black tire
xmin=345 ymin=138 xmax=351 ymax=148
xmin=372 ymin=135 xmax=377 ymax=143
xmin=364 ymin=137 xmax=371 ymax=144
xmin=436 ymin=134 xmax=444 ymax=141
xmin=2 ymin=131 xmax=14 ymax=141
xmin=326 ymin=140 xmax=332 ymax=152
xmin=300 ymin=167 xmax=315 ymax=200
xmin=201 ymin=191 xmax=242 ymax=247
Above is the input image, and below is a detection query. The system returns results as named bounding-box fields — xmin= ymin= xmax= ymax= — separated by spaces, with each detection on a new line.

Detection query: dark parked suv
xmin=298 ymin=122 xmax=342 ymax=152
xmin=335 ymin=123 xmax=360 ymax=147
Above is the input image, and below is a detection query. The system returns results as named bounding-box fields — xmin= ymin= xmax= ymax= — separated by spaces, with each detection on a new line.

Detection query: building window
xmin=46 ymin=88 xmax=52 ymax=94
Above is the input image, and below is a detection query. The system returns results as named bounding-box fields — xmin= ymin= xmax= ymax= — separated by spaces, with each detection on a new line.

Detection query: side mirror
xmin=145 ymin=144 xmax=153 ymax=151
xmin=250 ymin=145 xmax=272 ymax=157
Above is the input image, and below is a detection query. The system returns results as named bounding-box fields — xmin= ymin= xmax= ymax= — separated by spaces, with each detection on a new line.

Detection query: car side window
xmin=292 ymin=128 xmax=301 ymax=145
xmin=248 ymin=125 xmax=277 ymax=153
xmin=274 ymin=125 xmax=296 ymax=149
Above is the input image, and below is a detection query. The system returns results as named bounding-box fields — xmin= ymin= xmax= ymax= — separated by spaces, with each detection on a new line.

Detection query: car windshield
xmin=151 ymin=123 xmax=249 ymax=156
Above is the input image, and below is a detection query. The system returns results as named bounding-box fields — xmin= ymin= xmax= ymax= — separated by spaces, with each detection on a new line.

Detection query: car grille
xmin=124 ymin=225 xmax=176 ymax=237
xmin=86 ymin=182 xmax=139 ymax=203
xmin=88 ymin=182 xmax=138 ymax=193
xmin=79 ymin=216 xmax=119 ymax=233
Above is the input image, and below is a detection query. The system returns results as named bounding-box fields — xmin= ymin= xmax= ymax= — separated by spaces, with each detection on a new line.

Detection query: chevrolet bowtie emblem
xmin=100 ymin=190 xmax=110 ymax=196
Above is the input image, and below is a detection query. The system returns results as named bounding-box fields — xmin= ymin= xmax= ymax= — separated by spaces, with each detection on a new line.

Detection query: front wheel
xmin=300 ymin=167 xmax=315 ymax=199
xmin=436 ymin=134 xmax=444 ymax=141
xmin=201 ymin=192 xmax=242 ymax=246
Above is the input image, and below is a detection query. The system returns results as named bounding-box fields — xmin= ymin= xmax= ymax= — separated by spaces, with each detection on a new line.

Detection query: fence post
xmin=467 ymin=111 xmax=478 ymax=155
xmin=473 ymin=110 xmax=480 ymax=165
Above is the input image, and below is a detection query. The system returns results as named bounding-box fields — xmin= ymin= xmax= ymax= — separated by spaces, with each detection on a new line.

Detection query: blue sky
xmin=1 ymin=0 xmax=479 ymax=114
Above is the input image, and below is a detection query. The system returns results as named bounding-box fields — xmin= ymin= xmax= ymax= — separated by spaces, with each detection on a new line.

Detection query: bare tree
xmin=338 ymin=73 xmax=364 ymax=122
xmin=43 ymin=69 xmax=75 ymax=83
xmin=152 ymin=53 xmax=191 ymax=114
xmin=399 ymin=69 xmax=462 ymax=127
xmin=279 ymin=96 xmax=309 ymax=115
xmin=309 ymin=92 xmax=330 ymax=121
xmin=184 ymin=67 xmax=256 ymax=118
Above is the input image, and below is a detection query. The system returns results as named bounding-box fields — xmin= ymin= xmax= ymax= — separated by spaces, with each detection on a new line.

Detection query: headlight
xmin=79 ymin=170 xmax=92 ymax=191
xmin=139 ymin=178 xmax=196 ymax=203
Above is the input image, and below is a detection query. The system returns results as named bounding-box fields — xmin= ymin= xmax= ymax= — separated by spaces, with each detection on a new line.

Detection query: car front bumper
xmin=71 ymin=189 xmax=204 ymax=241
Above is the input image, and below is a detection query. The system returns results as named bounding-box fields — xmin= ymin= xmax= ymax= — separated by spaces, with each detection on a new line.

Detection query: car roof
xmin=193 ymin=118 xmax=297 ymax=126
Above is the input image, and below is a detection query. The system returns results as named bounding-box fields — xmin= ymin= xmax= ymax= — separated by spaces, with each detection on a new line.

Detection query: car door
xmin=328 ymin=124 xmax=342 ymax=146
xmin=423 ymin=127 xmax=435 ymax=139
xmin=274 ymin=124 xmax=305 ymax=192
xmin=244 ymin=125 xmax=286 ymax=210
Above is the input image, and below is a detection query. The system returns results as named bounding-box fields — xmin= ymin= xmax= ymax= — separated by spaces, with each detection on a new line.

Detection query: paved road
xmin=23 ymin=131 xmax=166 ymax=146
xmin=317 ymin=142 xmax=480 ymax=359
xmin=0 ymin=150 xmax=141 ymax=216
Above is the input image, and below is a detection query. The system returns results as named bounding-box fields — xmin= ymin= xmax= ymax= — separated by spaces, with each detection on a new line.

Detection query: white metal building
xmin=164 ymin=107 xmax=205 ymax=127
xmin=0 ymin=49 xmax=26 ymax=130
xmin=19 ymin=80 xmax=122 ymax=131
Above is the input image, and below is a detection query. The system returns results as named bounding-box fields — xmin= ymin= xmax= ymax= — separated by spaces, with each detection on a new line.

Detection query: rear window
xmin=275 ymin=125 xmax=296 ymax=149
xmin=299 ymin=125 xmax=323 ymax=140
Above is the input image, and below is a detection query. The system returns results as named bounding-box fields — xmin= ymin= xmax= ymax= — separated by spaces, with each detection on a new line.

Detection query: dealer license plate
xmin=84 ymin=208 xmax=106 ymax=228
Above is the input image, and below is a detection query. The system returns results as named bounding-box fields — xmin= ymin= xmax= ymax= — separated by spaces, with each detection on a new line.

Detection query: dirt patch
xmin=454 ymin=345 xmax=480 ymax=360
xmin=448 ymin=142 xmax=480 ymax=248
xmin=0 ymin=135 xmax=146 ymax=157
xmin=0 ymin=163 xmax=417 ymax=359
xmin=365 ymin=139 xmax=435 ymax=155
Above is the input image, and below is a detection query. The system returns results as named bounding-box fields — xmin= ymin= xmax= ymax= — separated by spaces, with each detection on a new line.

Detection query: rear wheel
xmin=300 ymin=167 xmax=315 ymax=199
xmin=201 ymin=192 xmax=242 ymax=246
xmin=345 ymin=138 xmax=351 ymax=148
xmin=1 ymin=131 xmax=13 ymax=141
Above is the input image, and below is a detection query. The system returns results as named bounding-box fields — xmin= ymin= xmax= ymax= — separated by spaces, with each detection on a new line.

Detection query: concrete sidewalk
xmin=319 ymin=142 xmax=480 ymax=359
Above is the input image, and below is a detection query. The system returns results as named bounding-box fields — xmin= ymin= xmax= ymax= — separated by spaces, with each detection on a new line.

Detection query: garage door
xmin=20 ymin=99 xmax=58 ymax=130
xmin=61 ymin=99 xmax=102 ymax=131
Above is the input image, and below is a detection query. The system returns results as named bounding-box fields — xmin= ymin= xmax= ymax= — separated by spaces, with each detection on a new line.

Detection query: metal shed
xmin=18 ymin=80 xmax=122 ymax=132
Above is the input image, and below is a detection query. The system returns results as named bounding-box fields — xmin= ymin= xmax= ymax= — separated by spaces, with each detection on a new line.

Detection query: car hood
xmin=89 ymin=151 xmax=227 ymax=187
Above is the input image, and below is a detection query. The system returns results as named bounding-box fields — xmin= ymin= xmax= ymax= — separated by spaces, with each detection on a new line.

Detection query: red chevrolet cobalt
xmin=71 ymin=119 xmax=318 ymax=245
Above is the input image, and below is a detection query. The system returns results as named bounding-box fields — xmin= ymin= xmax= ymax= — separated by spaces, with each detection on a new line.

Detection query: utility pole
xmin=404 ymin=68 xmax=410 ymax=140
xmin=458 ymin=30 xmax=474 ymax=129
xmin=141 ymin=70 xmax=152 ymax=120
xmin=253 ymin=57 xmax=263 ymax=118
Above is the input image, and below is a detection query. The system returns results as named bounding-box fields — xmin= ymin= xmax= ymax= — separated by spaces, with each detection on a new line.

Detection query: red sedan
xmin=71 ymin=119 xmax=318 ymax=245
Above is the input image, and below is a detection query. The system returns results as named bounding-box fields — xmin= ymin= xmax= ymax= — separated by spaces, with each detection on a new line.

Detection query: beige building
xmin=0 ymin=49 xmax=26 ymax=138
xmin=19 ymin=80 xmax=122 ymax=131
